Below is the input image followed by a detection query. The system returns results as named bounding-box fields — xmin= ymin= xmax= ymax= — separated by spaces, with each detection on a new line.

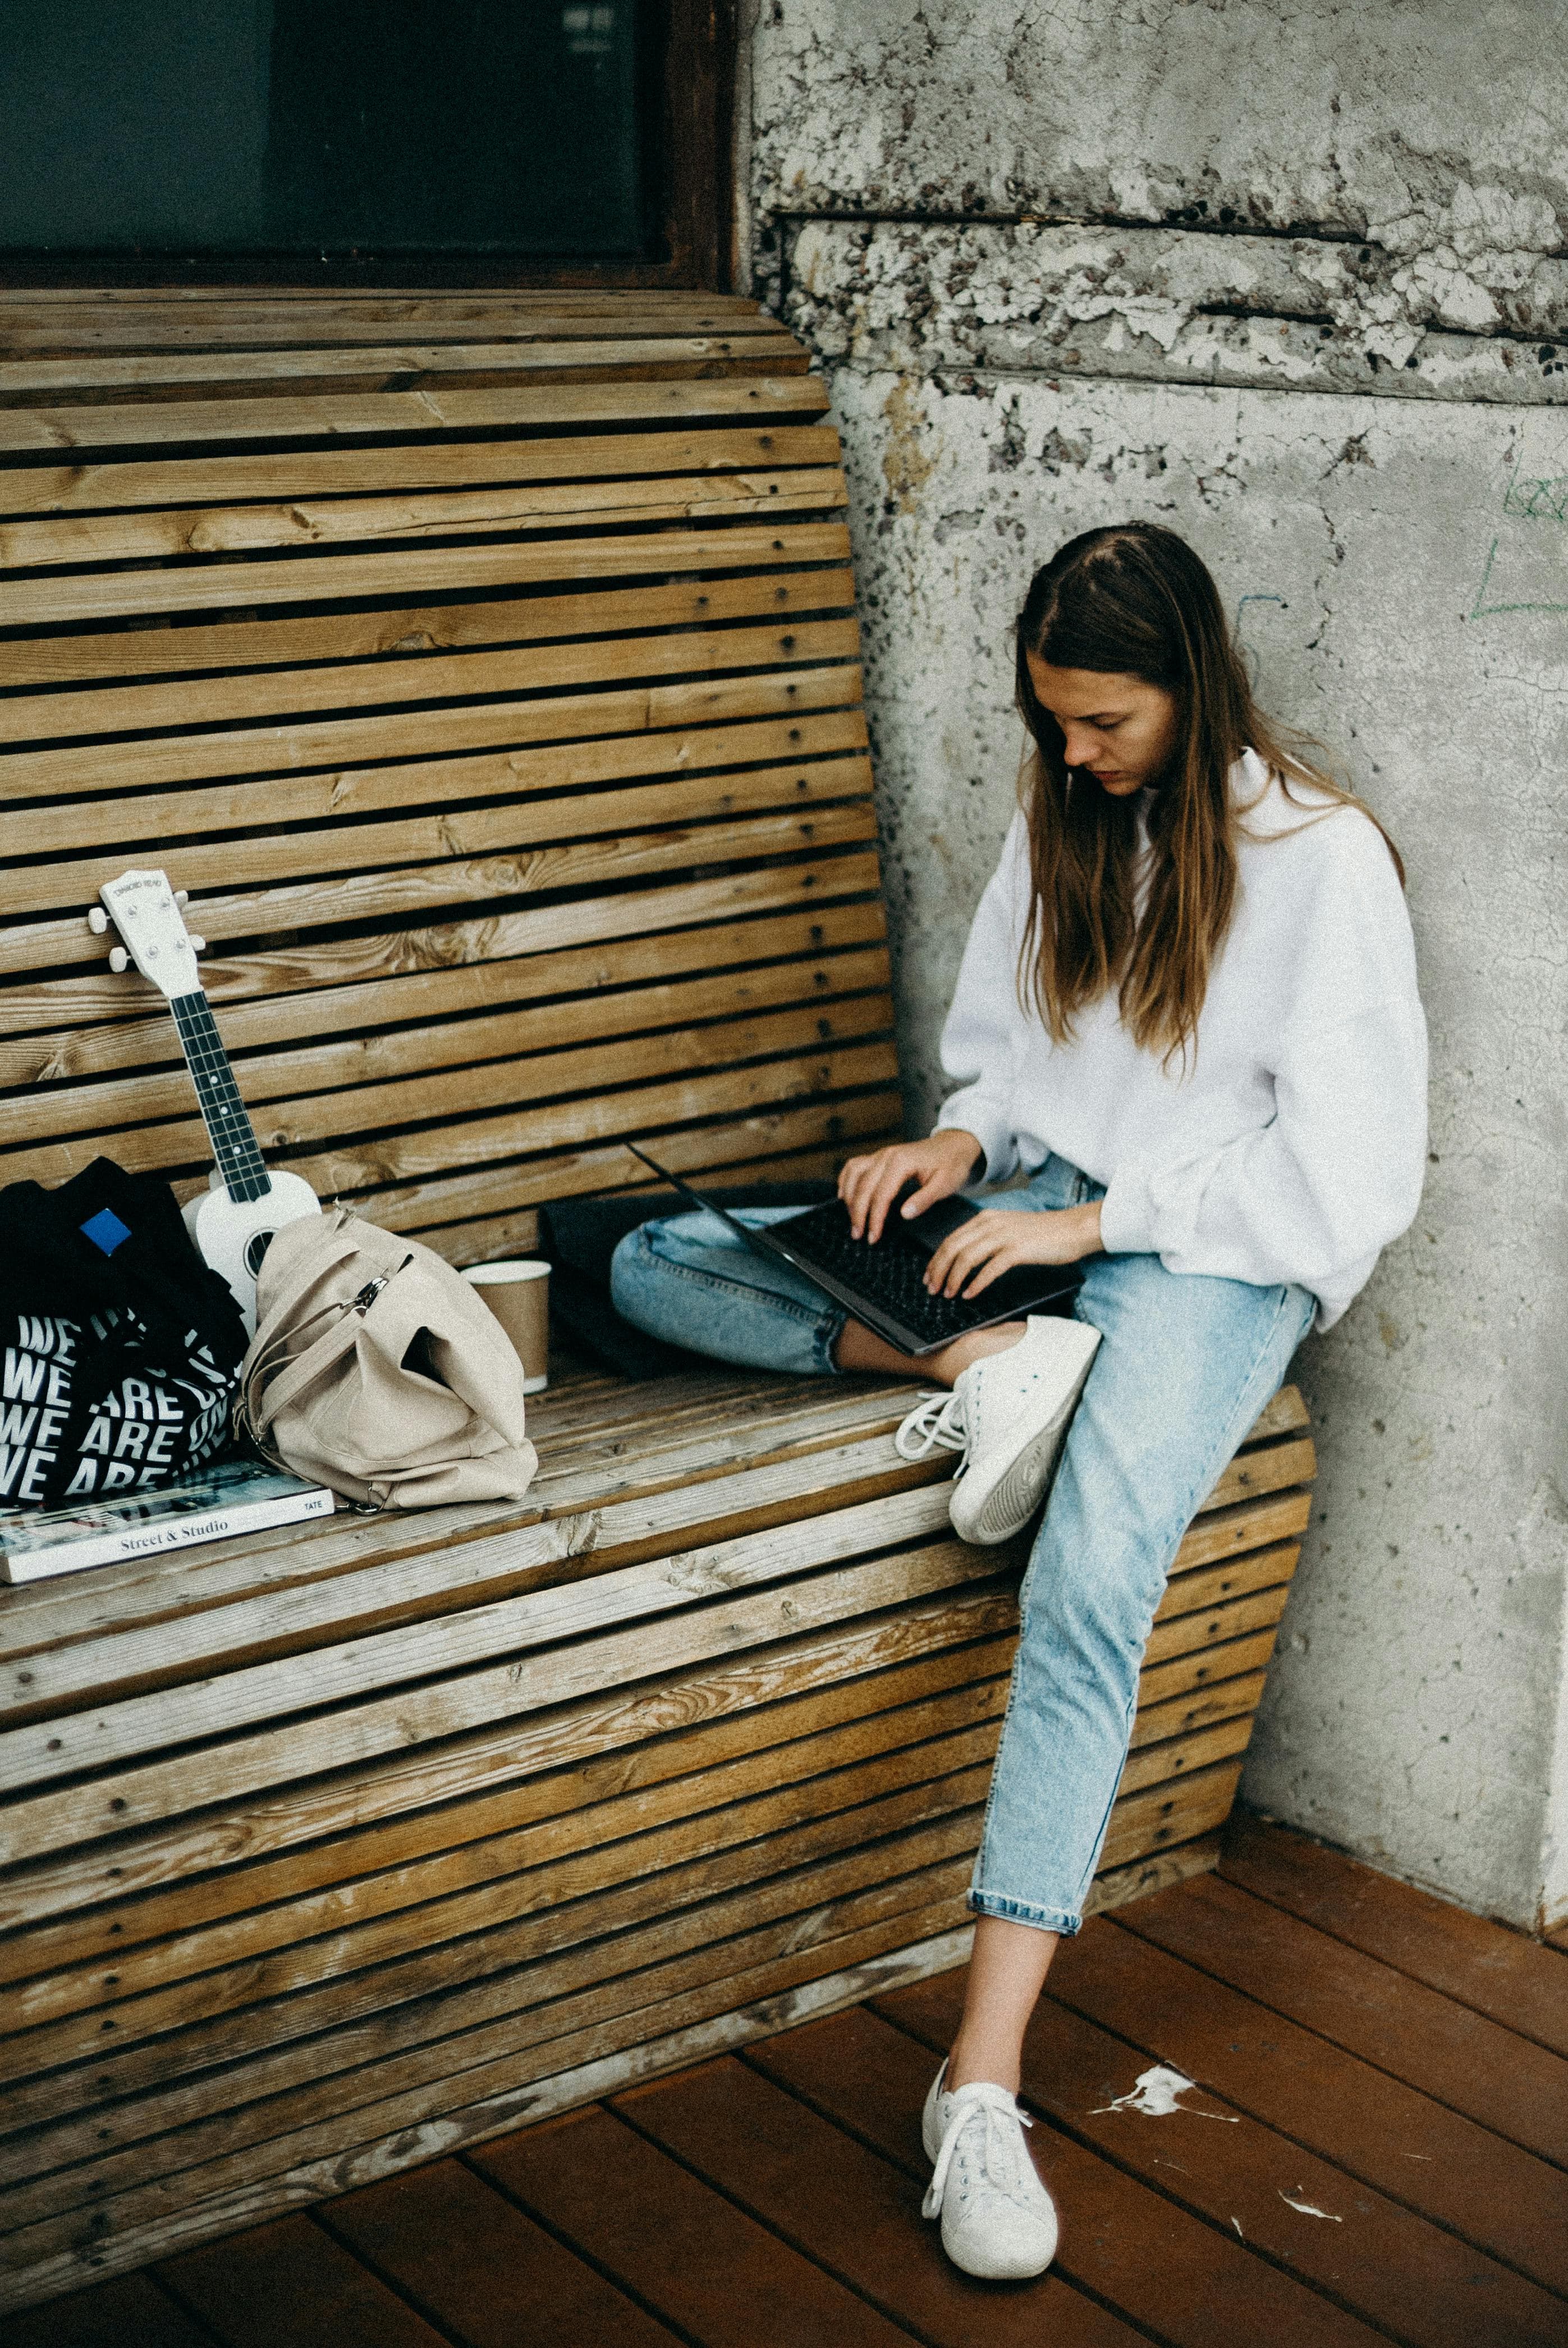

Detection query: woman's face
xmin=1025 ymin=654 xmax=1180 ymax=798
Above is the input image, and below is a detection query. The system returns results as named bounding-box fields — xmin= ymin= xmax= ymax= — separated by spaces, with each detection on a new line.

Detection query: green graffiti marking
xmin=1502 ymin=461 xmax=1568 ymax=521
xmin=1469 ymin=537 xmax=1568 ymax=618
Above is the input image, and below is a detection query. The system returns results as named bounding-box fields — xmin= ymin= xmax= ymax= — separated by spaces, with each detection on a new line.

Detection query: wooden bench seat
xmin=0 ymin=1362 xmax=1315 ymax=2306
xmin=0 ymin=292 xmax=1318 ymax=2306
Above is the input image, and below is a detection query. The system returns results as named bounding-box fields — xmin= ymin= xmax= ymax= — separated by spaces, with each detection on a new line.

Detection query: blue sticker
xmin=80 ymin=1207 xmax=132 ymax=1256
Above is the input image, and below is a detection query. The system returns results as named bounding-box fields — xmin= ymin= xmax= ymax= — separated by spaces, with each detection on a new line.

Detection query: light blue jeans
xmin=611 ymin=1158 xmax=1314 ymax=1934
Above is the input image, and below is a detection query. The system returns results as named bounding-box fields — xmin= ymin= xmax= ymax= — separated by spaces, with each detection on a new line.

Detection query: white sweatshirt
xmin=934 ymin=751 xmax=1428 ymax=1330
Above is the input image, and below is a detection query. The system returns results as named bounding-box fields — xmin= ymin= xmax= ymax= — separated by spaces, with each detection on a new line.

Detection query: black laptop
xmin=627 ymin=1145 xmax=1082 ymax=1357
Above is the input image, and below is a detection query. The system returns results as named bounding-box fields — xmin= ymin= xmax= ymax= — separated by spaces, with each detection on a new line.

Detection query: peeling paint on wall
xmin=783 ymin=219 xmax=1568 ymax=407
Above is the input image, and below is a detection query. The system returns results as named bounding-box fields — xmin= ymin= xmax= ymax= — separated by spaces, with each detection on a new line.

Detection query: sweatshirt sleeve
xmin=1097 ymin=814 xmax=1428 ymax=1325
xmin=932 ymin=812 xmax=1031 ymax=1182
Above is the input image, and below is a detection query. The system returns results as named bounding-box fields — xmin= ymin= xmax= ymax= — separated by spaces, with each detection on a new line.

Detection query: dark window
xmin=0 ymin=0 xmax=730 ymax=285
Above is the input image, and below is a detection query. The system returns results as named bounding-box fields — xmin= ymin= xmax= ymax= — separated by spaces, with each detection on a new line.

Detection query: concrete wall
xmin=743 ymin=0 xmax=1568 ymax=1928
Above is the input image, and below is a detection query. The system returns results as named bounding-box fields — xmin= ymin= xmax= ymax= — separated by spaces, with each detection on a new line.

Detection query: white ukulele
xmin=90 ymin=868 xmax=322 ymax=1333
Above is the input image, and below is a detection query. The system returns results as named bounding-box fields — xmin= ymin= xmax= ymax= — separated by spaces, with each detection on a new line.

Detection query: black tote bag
xmin=0 ymin=1159 xmax=247 ymax=1508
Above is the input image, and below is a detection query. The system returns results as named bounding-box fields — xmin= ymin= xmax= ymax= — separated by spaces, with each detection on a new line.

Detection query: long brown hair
xmin=1014 ymin=522 xmax=1404 ymax=1071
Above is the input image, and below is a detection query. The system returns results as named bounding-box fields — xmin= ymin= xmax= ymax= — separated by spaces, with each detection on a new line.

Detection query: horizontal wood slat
xmin=0 ymin=372 xmax=829 ymax=456
xmin=0 ymin=852 xmax=888 ymax=1038
xmin=366 ymin=1138 xmax=826 ymax=1271
xmin=233 ymin=1093 xmax=908 ymax=1261
xmin=0 ymin=711 xmax=869 ymax=878
xmin=1 ymin=737 xmax=874 ymax=926
xmin=0 ymin=331 xmax=809 ymax=397
xmin=0 ymin=576 xmax=859 ymax=740
xmin=1 ymin=465 xmax=846 ymax=571
xmin=0 ymin=1028 xmax=898 ymax=1201
xmin=263 ymin=1042 xmax=897 ymax=1207
xmin=267 ymin=1073 xmax=903 ymax=1254
xmin=1 ymin=652 xmax=862 ymax=812
xmin=1 ymin=565 xmax=855 ymax=699
xmin=0 ymin=425 xmax=845 ymax=532
xmin=3 ymin=795 xmax=879 ymax=985
xmin=0 ymin=896 xmax=886 ymax=1084
xmin=5 ymin=941 xmax=892 ymax=1149
xmin=0 ymin=516 xmax=852 ymax=630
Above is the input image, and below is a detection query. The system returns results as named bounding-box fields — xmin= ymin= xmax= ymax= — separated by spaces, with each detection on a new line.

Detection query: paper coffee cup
xmin=461 ymin=1260 xmax=550 ymax=1392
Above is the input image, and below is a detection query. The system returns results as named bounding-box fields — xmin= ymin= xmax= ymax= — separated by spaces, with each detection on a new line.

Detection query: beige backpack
xmin=237 ymin=1210 xmax=538 ymax=1508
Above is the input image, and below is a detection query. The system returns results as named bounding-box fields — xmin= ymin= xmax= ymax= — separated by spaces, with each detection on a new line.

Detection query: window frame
xmin=0 ymin=0 xmax=735 ymax=294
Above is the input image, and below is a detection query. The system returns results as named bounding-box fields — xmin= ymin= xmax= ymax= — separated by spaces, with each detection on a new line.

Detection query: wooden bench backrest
xmin=0 ymin=293 xmax=898 ymax=1261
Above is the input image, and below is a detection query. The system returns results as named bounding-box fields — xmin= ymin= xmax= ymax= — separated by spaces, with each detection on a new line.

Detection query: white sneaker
xmin=895 ymin=1316 xmax=1101 ymax=1545
xmin=921 ymin=2060 xmax=1058 ymax=2280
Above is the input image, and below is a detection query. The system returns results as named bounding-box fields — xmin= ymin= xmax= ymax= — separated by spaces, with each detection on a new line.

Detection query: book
xmin=0 ymin=1453 xmax=334 ymax=1583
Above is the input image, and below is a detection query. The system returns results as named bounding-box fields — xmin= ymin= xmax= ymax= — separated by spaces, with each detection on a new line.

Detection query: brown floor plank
xmin=1222 ymin=1817 xmax=1568 ymax=2057
xmin=877 ymin=1958 xmax=1565 ymax=2348
xmin=471 ymin=2097 xmax=921 ymax=2347
xmin=322 ymin=2152 xmax=682 ymax=2347
xmin=1118 ymin=1870 xmax=1568 ymax=2167
xmin=3 ymin=2271 xmax=216 ymax=2347
xmin=1040 ymin=1908 xmax=1568 ymax=2296
xmin=615 ymin=2050 xmax=1143 ymax=2348
xmin=154 ymin=2213 xmax=448 ymax=2348
xmin=1548 ymin=1926 xmax=1568 ymax=1956
xmin=751 ymin=2003 xmax=1386 ymax=2348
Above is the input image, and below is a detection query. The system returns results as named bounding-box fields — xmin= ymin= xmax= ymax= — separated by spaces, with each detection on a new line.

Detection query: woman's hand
xmin=924 ymin=1201 xmax=1104 ymax=1299
xmin=838 ymin=1129 xmax=984 ymax=1244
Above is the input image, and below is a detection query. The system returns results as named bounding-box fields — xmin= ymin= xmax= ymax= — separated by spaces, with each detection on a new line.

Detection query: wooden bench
xmin=0 ymin=294 xmax=1318 ymax=2307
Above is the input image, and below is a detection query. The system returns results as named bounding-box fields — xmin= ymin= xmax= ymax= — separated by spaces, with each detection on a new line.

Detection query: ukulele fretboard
xmin=170 ymin=991 xmax=273 ymax=1205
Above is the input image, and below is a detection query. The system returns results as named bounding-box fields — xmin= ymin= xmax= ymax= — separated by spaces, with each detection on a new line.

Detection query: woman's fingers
xmin=864 ymin=1161 xmax=916 ymax=1244
xmin=897 ymin=1173 xmax=947 ymax=1221
xmin=957 ymin=1247 xmax=1016 ymax=1299
xmin=840 ymin=1152 xmax=892 ymax=1238
xmin=841 ymin=1138 xmax=976 ymax=1244
xmin=841 ymin=1147 xmax=914 ymax=1241
xmin=925 ymin=1217 xmax=997 ymax=1294
xmin=926 ymin=1210 xmax=1065 ymax=1296
xmin=943 ymin=1241 xmax=1009 ymax=1298
xmin=923 ymin=1204 xmax=1088 ymax=1297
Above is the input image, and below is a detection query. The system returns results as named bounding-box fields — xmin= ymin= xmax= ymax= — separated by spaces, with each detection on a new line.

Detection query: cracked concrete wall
xmin=748 ymin=1 xmax=1568 ymax=1926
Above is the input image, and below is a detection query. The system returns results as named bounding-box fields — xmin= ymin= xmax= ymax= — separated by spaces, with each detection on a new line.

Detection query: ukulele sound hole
xmin=244 ymin=1230 xmax=276 ymax=1278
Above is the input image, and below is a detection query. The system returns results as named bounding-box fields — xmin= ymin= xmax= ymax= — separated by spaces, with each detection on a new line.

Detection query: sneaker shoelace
xmin=895 ymin=1389 xmax=970 ymax=1468
xmin=923 ymin=2081 xmax=1038 ymax=2220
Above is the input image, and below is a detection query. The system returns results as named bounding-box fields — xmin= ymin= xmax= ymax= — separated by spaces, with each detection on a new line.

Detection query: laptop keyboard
xmin=774 ymin=1202 xmax=1078 ymax=1349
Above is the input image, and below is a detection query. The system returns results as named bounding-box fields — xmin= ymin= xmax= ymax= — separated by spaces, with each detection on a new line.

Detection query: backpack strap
xmin=237 ymin=1261 xmax=411 ymax=1447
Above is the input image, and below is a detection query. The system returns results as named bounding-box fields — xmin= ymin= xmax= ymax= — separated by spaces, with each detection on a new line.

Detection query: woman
xmin=612 ymin=522 xmax=1427 ymax=2281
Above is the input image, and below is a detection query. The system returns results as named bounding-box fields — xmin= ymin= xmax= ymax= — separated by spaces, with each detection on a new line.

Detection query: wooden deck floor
xmin=19 ymin=1819 xmax=1568 ymax=2348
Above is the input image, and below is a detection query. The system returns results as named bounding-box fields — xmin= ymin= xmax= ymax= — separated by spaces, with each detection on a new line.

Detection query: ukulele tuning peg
xmin=188 ymin=935 xmax=207 ymax=954
xmin=108 ymin=946 xmax=129 ymax=974
xmin=87 ymin=907 xmax=108 ymax=934
xmin=174 ymin=890 xmax=189 ymax=908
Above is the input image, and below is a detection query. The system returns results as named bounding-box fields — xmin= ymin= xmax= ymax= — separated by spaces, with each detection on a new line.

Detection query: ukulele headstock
xmin=91 ymin=869 xmax=207 ymax=997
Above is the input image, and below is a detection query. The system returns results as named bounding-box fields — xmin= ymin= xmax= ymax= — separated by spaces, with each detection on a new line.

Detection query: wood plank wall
xmin=0 ymin=292 xmax=897 ymax=1260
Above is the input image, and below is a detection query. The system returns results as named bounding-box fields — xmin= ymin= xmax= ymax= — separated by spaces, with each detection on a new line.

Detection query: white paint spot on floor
xmin=1280 ymin=2187 xmax=1343 ymax=2222
xmin=1231 ymin=2217 xmax=1244 ymax=2239
xmin=1091 ymin=2063 xmax=1240 ymax=2120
